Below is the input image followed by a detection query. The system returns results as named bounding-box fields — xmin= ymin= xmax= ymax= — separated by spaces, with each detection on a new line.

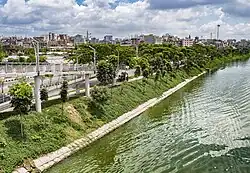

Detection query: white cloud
xmin=27 ymin=0 xmax=77 ymax=8
xmin=83 ymin=0 xmax=117 ymax=8
xmin=0 ymin=0 xmax=250 ymax=40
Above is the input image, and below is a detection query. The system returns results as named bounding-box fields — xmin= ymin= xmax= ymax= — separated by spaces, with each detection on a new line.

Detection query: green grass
xmin=0 ymin=54 xmax=249 ymax=173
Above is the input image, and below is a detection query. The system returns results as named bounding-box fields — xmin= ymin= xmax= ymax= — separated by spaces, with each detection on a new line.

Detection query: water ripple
xmin=47 ymin=60 xmax=250 ymax=173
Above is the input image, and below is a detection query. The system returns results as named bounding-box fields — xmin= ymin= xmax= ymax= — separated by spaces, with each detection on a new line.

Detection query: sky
xmin=0 ymin=0 xmax=250 ymax=40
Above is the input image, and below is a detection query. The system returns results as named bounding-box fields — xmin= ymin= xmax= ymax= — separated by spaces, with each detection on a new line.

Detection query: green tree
xmin=134 ymin=65 xmax=141 ymax=77
xmin=75 ymin=44 xmax=96 ymax=64
xmin=41 ymin=47 xmax=48 ymax=54
xmin=9 ymin=81 xmax=33 ymax=114
xmin=90 ymin=86 xmax=110 ymax=116
xmin=23 ymin=48 xmax=34 ymax=56
xmin=0 ymin=78 xmax=4 ymax=94
xmin=95 ymin=44 xmax=113 ymax=60
xmin=107 ymin=55 xmax=119 ymax=69
xmin=117 ymin=46 xmax=136 ymax=66
xmin=40 ymin=55 xmax=47 ymax=62
xmin=40 ymin=88 xmax=48 ymax=103
xmin=19 ymin=56 xmax=26 ymax=63
xmin=126 ymin=56 xmax=137 ymax=68
xmin=139 ymin=58 xmax=150 ymax=71
xmin=9 ymin=81 xmax=33 ymax=137
xmin=142 ymin=68 xmax=150 ymax=93
xmin=142 ymin=68 xmax=150 ymax=79
xmin=162 ymin=67 xmax=167 ymax=77
xmin=60 ymin=80 xmax=68 ymax=116
xmin=97 ymin=60 xmax=115 ymax=85
xmin=27 ymin=55 xmax=36 ymax=62
xmin=151 ymin=56 xmax=163 ymax=72
xmin=0 ymin=44 xmax=7 ymax=62
xmin=155 ymin=69 xmax=161 ymax=83
xmin=107 ymin=55 xmax=119 ymax=83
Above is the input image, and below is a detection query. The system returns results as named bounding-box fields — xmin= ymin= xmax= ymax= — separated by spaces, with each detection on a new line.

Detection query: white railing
xmin=0 ymin=63 xmax=95 ymax=75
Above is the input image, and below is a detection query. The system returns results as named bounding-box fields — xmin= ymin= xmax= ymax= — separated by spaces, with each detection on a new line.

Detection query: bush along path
xmin=1 ymin=49 xmax=250 ymax=172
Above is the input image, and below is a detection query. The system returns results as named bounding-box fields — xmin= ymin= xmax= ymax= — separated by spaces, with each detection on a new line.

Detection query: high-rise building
xmin=104 ymin=35 xmax=113 ymax=43
xmin=181 ymin=37 xmax=194 ymax=47
xmin=49 ymin=32 xmax=52 ymax=41
xmin=90 ymin=37 xmax=99 ymax=44
xmin=58 ymin=34 xmax=68 ymax=41
xmin=49 ymin=32 xmax=56 ymax=41
xmin=143 ymin=34 xmax=155 ymax=44
xmin=74 ymin=34 xmax=84 ymax=44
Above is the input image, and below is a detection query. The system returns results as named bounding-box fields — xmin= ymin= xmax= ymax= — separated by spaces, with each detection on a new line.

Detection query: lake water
xmin=47 ymin=60 xmax=250 ymax=173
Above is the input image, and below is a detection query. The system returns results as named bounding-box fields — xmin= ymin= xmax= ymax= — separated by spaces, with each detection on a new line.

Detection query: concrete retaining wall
xmin=13 ymin=72 xmax=205 ymax=173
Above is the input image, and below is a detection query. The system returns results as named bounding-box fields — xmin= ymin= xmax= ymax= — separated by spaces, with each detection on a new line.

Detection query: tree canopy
xmin=9 ymin=81 xmax=33 ymax=114
xmin=73 ymin=43 xmax=250 ymax=74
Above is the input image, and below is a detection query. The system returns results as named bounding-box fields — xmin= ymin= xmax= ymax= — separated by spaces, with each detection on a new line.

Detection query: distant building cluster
xmin=1 ymin=31 xmax=250 ymax=52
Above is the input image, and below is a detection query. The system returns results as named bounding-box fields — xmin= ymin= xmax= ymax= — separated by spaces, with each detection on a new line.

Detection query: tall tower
xmin=210 ymin=32 xmax=213 ymax=39
xmin=86 ymin=30 xmax=91 ymax=43
xmin=217 ymin=25 xmax=220 ymax=40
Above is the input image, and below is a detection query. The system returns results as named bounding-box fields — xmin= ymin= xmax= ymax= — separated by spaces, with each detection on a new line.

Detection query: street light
xmin=4 ymin=59 xmax=8 ymax=74
xmin=75 ymin=53 xmax=83 ymax=71
xmin=32 ymin=38 xmax=40 ymax=76
xmin=116 ymin=49 xmax=120 ymax=71
xmin=112 ymin=49 xmax=120 ymax=85
xmin=135 ymin=44 xmax=139 ymax=58
xmin=32 ymin=38 xmax=41 ymax=113
xmin=88 ymin=45 xmax=96 ymax=74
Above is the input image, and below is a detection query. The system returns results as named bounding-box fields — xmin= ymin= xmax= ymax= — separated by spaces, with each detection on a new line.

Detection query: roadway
xmin=0 ymin=69 xmax=135 ymax=112
xmin=48 ymin=69 xmax=135 ymax=97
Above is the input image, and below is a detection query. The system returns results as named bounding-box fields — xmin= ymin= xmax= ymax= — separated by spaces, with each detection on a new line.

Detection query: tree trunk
xmin=20 ymin=114 xmax=24 ymax=138
xmin=62 ymin=102 xmax=64 ymax=116
xmin=1 ymin=82 xmax=3 ymax=94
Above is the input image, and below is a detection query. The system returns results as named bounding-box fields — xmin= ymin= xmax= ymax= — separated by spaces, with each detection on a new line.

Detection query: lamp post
xmin=32 ymin=38 xmax=41 ymax=113
xmin=32 ymin=39 xmax=40 ymax=76
xmin=112 ymin=49 xmax=120 ymax=85
xmin=75 ymin=53 xmax=83 ymax=71
xmin=135 ymin=44 xmax=139 ymax=58
xmin=116 ymin=49 xmax=120 ymax=71
xmin=4 ymin=59 xmax=8 ymax=74
xmin=88 ymin=45 xmax=96 ymax=74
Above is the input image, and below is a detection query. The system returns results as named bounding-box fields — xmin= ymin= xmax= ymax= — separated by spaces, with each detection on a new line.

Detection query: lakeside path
xmin=13 ymin=72 xmax=206 ymax=173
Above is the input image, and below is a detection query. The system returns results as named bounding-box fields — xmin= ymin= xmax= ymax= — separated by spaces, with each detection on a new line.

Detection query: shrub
xmin=9 ymin=81 xmax=33 ymax=114
xmin=134 ymin=65 xmax=141 ymax=77
xmin=91 ymin=86 xmax=110 ymax=105
xmin=142 ymin=68 xmax=150 ymax=79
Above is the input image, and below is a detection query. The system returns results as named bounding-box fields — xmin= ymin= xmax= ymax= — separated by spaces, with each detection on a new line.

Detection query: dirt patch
xmin=66 ymin=104 xmax=83 ymax=125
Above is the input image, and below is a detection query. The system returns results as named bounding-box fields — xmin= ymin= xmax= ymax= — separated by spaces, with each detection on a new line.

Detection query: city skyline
xmin=0 ymin=0 xmax=250 ymax=39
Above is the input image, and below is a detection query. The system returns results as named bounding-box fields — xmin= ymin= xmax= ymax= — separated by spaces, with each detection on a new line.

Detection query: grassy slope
xmin=0 ymin=54 xmax=249 ymax=173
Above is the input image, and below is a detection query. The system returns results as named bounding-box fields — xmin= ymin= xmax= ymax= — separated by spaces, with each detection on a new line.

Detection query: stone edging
xmin=13 ymin=72 xmax=205 ymax=173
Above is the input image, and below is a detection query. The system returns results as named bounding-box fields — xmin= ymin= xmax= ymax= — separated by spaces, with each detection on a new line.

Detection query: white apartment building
xmin=182 ymin=38 xmax=194 ymax=47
